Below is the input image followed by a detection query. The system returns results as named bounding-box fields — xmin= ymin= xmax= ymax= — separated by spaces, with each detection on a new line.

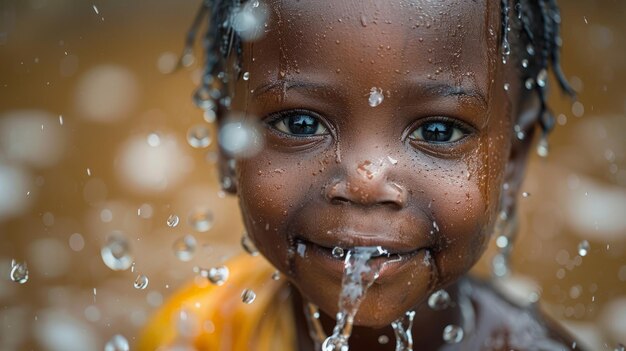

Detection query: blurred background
xmin=0 ymin=0 xmax=624 ymax=350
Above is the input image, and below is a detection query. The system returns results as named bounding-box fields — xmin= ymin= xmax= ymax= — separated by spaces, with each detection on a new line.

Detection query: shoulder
xmin=465 ymin=276 xmax=582 ymax=351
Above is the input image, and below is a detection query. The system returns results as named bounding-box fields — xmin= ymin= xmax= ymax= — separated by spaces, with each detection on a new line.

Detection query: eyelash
xmin=267 ymin=109 xmax=329 ymax=137
xmin=407 ymin=117 xmax=473 ymax=145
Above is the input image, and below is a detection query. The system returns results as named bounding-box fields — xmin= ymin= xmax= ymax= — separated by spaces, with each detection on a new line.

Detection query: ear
xmin=500 ymin=95 xmax=540 ymax=215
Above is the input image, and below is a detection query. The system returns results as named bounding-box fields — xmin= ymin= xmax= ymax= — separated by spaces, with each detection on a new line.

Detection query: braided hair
xmin=185 ymin=0 xmax=574 ymax=154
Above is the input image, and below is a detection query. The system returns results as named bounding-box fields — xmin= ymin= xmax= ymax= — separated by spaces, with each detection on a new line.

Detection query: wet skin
xmin=223 ymin=0 xmax=571 ymax=349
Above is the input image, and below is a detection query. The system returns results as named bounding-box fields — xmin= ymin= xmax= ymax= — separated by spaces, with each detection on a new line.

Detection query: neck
xmin=291 ymin=280 xmax=469 ymax=351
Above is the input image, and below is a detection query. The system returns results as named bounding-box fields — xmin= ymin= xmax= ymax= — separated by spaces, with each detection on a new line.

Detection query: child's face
xmin=228 ymin=0 xmax=524 ymax=327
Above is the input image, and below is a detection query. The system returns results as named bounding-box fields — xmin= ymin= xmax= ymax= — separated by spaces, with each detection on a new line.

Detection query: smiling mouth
xmin=294 ymin=237 xmax=421 ymax=262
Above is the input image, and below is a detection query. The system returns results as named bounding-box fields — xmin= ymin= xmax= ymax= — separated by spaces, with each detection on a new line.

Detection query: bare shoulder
xmin=460 ymin=277 xmax=582 ymax=351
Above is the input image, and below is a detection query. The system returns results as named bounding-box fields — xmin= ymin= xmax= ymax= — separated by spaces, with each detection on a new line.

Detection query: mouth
xmin=293 ymin=236 xmax=427 ymax=282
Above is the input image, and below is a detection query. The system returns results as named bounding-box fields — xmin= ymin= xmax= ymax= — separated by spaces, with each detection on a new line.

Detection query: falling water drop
xmin=186 ymin=125 xmax=212 ymax=148
xmin=208 ymin=266 xmax=229 ymax=285
xmin=526 ymin=43 xmax=535 ymax=56
xmin=241 ymin=289 xmax=257 ymax=304
xmin=442 ymin=324 xmax=464 ymax=344
xmin=377 ymin=335 xmax=389 ymax=345
xmin=146 ymin=132 xmax=161 ymax=147
xmin=173 ymin=235 xmax=197 ymax=262
xmin=104 ymin=334 xmax=129 ymax=351
xmin=242 ymin=72 xmax=250 ymax=81
xmin=577 ymin=240 xmax=590 ymax=257
xmin=134 ymin=274 xmax=149 ymax=289
xmin=524 ymin=78 xmax=535 ymax=90
xmin=368 ymin=87 xmax=384 ymax=107
xmin=332 ymin=246 xmax=345 ymax=259
xmin=427 ymin=289 xmax=451 ymax=310
xmin=188 ymin=208 xmax=214 ymax=232
xmin=522 ymin=192 xmax=530 ymax=198
xmin=9 ymin=260 xmax=29 ymax=284
xmin=521 ymin=59 xmax=529 ymax=68
xmin=241 ymin=232 xmax=259 ymax=256
xmin=166 ymin=214 xmax=180 ymax=228
xmin=101 ymin=234 xmax=133 ymax=271
xmin=503 ymin=83 xmax=510 ymax=91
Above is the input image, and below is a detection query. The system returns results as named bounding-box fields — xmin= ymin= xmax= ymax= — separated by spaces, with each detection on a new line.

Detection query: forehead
xmin=246 ymin=0 xmax=495 ymax=99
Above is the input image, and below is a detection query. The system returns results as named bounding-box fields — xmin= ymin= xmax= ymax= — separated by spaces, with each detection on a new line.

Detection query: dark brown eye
xmin=409 ymin=121 xmax=466 ymax=143
xmin=272 ymin=112 xmax=328 ymax=136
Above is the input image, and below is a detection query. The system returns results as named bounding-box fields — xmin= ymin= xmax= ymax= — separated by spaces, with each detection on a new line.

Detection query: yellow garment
xmin=138 ymin=255 xmax=297 ymax=351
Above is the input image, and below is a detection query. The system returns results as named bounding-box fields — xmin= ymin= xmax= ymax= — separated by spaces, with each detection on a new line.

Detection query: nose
xmin=325 ymin=158 xmax=408 ymax=209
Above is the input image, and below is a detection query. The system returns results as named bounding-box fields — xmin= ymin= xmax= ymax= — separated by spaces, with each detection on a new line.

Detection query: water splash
xmin=9 ymin=260 xmax=29 ymax=284
xmin=391 ymin=310 xmax=416 ymax=351
xmin=133 ymin=274 xmax=149 ymax=289
xmin=321 ymin=246 xmax=385 ymax=351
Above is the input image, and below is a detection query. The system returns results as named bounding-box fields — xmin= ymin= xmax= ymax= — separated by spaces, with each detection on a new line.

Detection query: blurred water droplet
xmin=59 ymin=115 xmax=64 ymax=125
xmin=241 ymin=232 xmax=259 ymax=256
xmin=428 ymin=289 xmax=451 ymax=310
xmin=219 ymin=117 xmax=264 ymax=158
xmin=521 ymin=59 xmax=529 ymax=68
xmin=166 ymin=214 xmax=180 ymax=228
xmin=577 ymin=240 xmax=590 ymax=257
xmin=146 ymin=133 xmax=161 ymax=147
xmin=536 ymin=137 xmax=549 ymax=157
xmin=242 ymin=72 xmax=250 ymax=81
xmin=503 ymin=83 xmax=510 ymax=91
xmin=104 ymin=334 xmax=129 ymax=351
xmin=526 ymin=43 xmax=535 ymax=56
xmin=442 ymin=324 xmax=464 ymax=344
xmin=368 ymin=87 xmax=384 ymax=107
xmin=271 ymin=270 xmax=281 ymax=280
xmin=134 ymin=274 xmax=149 ymax=289
xmin=101 ymin=234 xmax=133 ymax=271
xmin=92 ymin=5 xmax=99 ymax=15
xmin=10 ymin=260 xmax=29 ymax=284
xmin=187 ymin=125 xmax=211 ymax=149
xmin=241 ymin=289 xmax=256 ymax=304
xmin=513 ymin=124 xmax=525 ymax=140
xmin=495 ymin=235 xmax=509 ymax=249
xmin=377 ymin=335 xmax=389 ymax=344
xmin=522 ymin=192 xmax=530 ymax=198
xmin=614 ymin=343 xmax=625 ymax=351
xmin=173 ymin=235 xmax=197 ymax=262
xmin=86 ymin=168 xmax=91 ymax=176
xmin=188 ymin=208 xmax=214 ymax=232
xmin=208 ymin=266 xmax=229 ymax=285
xmin=232 ymin=1 xmax=268 ymax=41
xmin=572 ymin=101 xmax=585 ymax=117
xmin=524 ymin=78 xmax=535 ymax=90
xmin=536 ymin=69 xmax=547 ymax=88
xmin=331 ymin=246 xmax=345 ymax=259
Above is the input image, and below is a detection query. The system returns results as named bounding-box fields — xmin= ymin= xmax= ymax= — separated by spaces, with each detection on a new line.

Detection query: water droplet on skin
xmin=242 ymin=71 xmax=250 ymax=81
xmin=134 ymin=274 xmax=149 ymax=289
xmin=377 ymin=335 xmax=389 ymax=344
xmin=503 ymin=83 xmax=510 ymax=91
xmin=271 ymin=270 xmax=281 ymax=280
xmin=208 ymin=266 xmax=229 ymax=285
xmin=241 ymin=289 xmax=256 ymax=304
xmin=537 ymin=137 xmax=549 ymax=157
xmin=186 ymin=125 xmax=211 ymax=148
xmin=10 ymin=260 xmax=29 ymax=284
xmin=360 ymin=15 xmax=367 ymax=27
xmin=368 ymin=87 xmax=384 ymax=107
xmin=173 ymin=235 xmax=197 ymax=262
xmin=331 ymin=246 xmax=345 ymax=259
xmin=166 ymin=214 xmax=179 ymax=227
xmin=188 ymin=208 xmax=214 ymax=232
xmin=241 ymin=232 xmax=259 ymax=256
xmin=101 ymin=234 xmax=133 ymax=271
xmin=442 ymin=324 xmax=464 ymax=344
xmin=104 ymin=334 xmax=129 ymax=351
xmin=522 ymin=192 xmax=530 ymax=198
xmin=428 ymin=289 xmax=451 ymax=310
xmin=578 ymin=240 xmax=590 ymax=257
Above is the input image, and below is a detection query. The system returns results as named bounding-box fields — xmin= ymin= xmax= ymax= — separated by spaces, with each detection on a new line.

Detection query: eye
xmin=409 ymin=119 xmax=467 ymax=143
xmin=271 ymin=111 xmax=328 ymax=136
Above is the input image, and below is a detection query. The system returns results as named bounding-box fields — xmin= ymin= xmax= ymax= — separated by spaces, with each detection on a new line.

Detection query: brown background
xmin=0 ymin=1 xmax=624 ymax=350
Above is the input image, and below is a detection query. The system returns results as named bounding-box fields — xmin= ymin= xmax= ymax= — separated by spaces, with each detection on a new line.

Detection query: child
xmin=139 ymin=0 xmax=581 ymax=349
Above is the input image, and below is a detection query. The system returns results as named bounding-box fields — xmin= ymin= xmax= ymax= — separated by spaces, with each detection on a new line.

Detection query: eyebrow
xmin=252 ymin=79 xmax=488 ymax=109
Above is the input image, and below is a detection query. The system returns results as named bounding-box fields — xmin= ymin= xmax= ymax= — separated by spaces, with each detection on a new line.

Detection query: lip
xmin=294 ymin=236 xmax=427 ymax=282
